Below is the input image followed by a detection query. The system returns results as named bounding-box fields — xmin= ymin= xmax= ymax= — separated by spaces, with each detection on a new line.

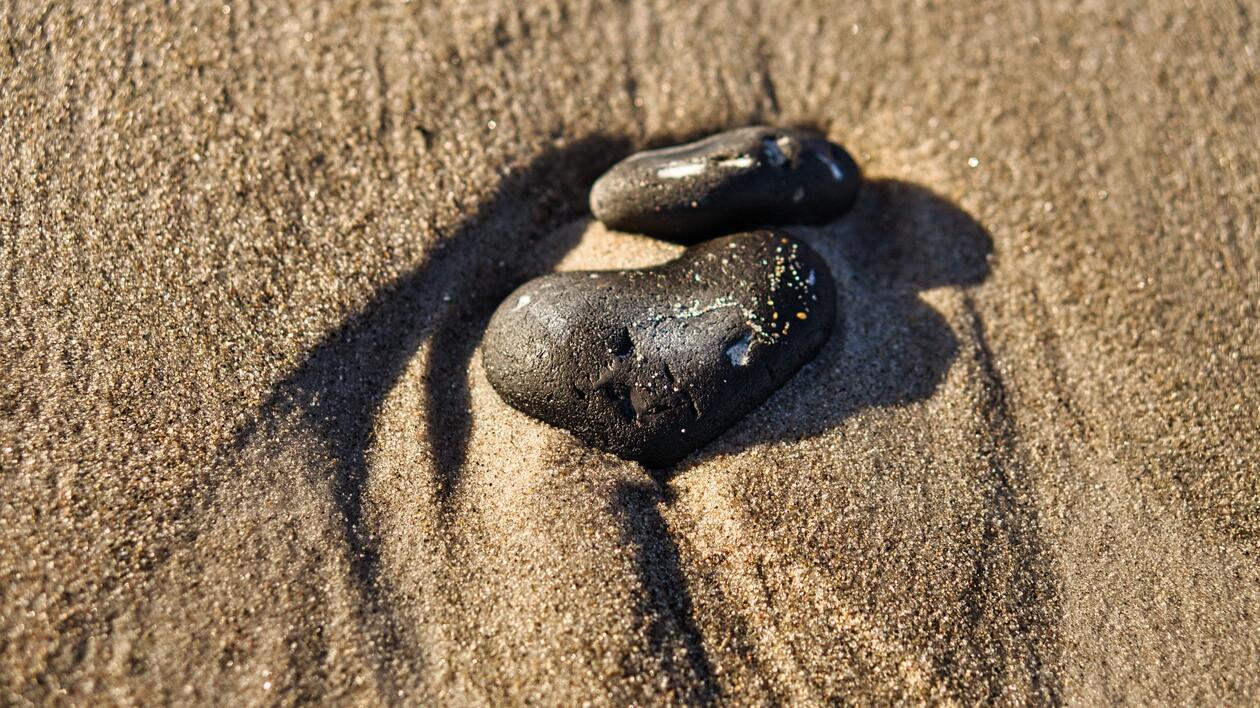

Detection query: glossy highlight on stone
xmin=482 ymin=230 xmax=838 ymax=467
xmin=589 ymin=126 xmax=861 ymax=242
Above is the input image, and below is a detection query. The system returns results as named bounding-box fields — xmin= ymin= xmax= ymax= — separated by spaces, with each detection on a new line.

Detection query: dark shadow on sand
xmin=233 ymin=135 xmax=630 ymax=693
xmin=663 ymin=179 xmax=1060 ymax=702
xmin=613 ymin=481 xmax=720 ymax=703
xmin=236 ymin=140 xmax=1057 ymax=701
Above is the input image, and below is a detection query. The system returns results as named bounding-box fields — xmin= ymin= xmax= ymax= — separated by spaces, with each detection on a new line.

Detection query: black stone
xmin=589 ymin=126 xmax=861 ymax=242
xmin=482 ymin=230 xmax=838 ymax=467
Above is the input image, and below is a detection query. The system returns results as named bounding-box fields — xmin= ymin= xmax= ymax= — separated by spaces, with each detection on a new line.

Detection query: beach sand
xmin=2 ymin=0 xmax=1258 ymax=703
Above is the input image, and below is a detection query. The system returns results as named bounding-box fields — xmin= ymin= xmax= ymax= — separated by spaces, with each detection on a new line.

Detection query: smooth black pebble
xmin=482 ymin=230 xmax=838 ymax=467
xmin=589 ymin=126 xmax=861 ymax=242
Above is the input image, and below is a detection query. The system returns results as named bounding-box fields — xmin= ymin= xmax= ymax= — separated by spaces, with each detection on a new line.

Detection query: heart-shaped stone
xmin=482 ymin=230 xmax=838 ymax=466
xmin=589 ymin=126 xmax=861 ymax=242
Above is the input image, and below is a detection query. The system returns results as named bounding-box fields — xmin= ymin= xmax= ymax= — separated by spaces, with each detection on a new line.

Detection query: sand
xmin=2 ymin=0 xmax=1258 ymax=704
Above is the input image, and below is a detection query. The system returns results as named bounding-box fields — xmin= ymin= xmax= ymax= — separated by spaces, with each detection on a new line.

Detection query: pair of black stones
xmin=483 ymin=126 xmax=861 ymax=467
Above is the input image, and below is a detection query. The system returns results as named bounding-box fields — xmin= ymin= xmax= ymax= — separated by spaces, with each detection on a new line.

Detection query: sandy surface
xmin=3 ymin=0 xmax=1259 ymax=704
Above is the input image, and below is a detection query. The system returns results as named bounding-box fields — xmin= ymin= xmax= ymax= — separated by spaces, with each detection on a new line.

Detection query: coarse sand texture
xmin=2 ymin=0 xmax=1258 ymax=703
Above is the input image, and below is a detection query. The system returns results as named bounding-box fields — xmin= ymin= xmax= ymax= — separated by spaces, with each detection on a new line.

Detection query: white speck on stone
xmin=967 ymin=156 xmax=980 ymax=168
xmin=818 ymin=153 xmax=844 ymax=180
xmin=657 ymin=162 xmax=707 ymax=179
xmin=718 ymin=155 xmax=756 ymax=169
xmin=725 ymin=333 xmax=752 ymax=366
xmin=663 ymin=297 xmax=739 ymax=321
xmin=512 ymin=294 xmax=532 ymax=311
xmin=806 ymin=270 xmax=816 ymax=286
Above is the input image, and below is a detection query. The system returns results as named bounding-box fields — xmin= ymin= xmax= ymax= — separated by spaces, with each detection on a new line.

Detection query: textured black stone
xmin=482 ymin=230 xmax=838 ymax=467
xmin=589 ymin=126 xmax=861 ymax=242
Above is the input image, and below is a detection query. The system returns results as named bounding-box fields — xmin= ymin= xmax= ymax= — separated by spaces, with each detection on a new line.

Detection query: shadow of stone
xmin=596 ymin=177 xmax=1003 ymax=703
xmin=233 ymin=134 xmax=630 ymax=693
xmin=612 ymin=480 xmax=721 ymax=704
xmin=656 ymin=179 xmax=1060 ymax=702
xmin=234 ymin=138 xmax=1057 ymax=702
